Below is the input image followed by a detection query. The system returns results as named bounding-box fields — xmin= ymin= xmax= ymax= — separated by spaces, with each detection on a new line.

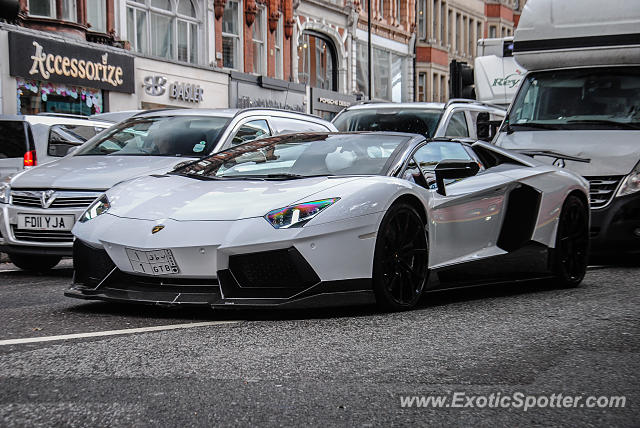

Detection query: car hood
xmin=494 ymin=130 xmax=640 ymax=176
xmin=106 ymin=174 xmax=363 ymax=221
xmin=10 ymin=155 xmax=191 ymax=190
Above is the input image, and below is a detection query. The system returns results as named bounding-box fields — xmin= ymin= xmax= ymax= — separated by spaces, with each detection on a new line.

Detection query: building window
xmin=126 ymin=0 xmax=201 ymax=64
xmin=298 ymin=31 xmax=336 ymax=91
xmin=439 ymin=1 xmax=445 ymax=43
xmin=468 ymin=18 xmax=473 ymax=56
xmin=274 ymin=15 xmax=283 ymax=79
xmin=395 ymin=0 xmax=400 ymax=23
xmin=61 ymin=0 xmax=77 ymax=21
xmin=432 ymin=0 xmax=437 ymax=42
xmin=489 ymin=25 xmax=497 ymax=38
xmin=417 ymin=72 xmax=426 ymax=102
xmin=222 ymin=0 xmax=241 ymax=69
xmin=432 ymin=72 xmax=438 ymax=101
xmin=87 ymin=0 xmax=107 ymax=32
xmin=252 ymin=5 xmax=266 ymax=75
xmin=29 ymin=0 xmax=55 ymax=17
xmin=29 ymin=0 xmax=76 ymax=21
xmin=417 ymin=0 xmax=425 ymax=40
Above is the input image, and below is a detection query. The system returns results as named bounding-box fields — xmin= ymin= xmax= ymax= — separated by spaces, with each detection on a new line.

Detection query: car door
xmin=407 ymin=141 xmax=513 ymax=268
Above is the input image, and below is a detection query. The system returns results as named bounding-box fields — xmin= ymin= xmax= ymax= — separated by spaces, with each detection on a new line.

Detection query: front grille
xmin=74 ymin=240 xmax=116 ymax=287
xmin=228 ymin=247 xmax=320 ymax=289
xmin=586 ymin=176 xmax=623 ymax=208
xmin=11 ymin=191 xmax=101 ymax=209
xmin=11 ymin=226 xmax=74 ymax=243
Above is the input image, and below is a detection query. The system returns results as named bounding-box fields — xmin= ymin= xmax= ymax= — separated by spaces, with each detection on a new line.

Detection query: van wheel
xmin=8 ymin=254 xmax=61 ymax=272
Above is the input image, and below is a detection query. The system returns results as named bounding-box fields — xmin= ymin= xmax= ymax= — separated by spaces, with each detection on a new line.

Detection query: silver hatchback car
xmin=0 ymin=108 xmax=336 ymax=271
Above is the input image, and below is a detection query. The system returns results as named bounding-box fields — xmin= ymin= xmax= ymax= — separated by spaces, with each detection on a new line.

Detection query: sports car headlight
xmin=0 ymin=182 xmax=9 ymax=204
xmin=80 ymin=194 xmax=110 ymax=223
xmin=617 ymin=161 xmax=640 ymax=197
xmin=265 ymin=198 xmax=340 ymax=229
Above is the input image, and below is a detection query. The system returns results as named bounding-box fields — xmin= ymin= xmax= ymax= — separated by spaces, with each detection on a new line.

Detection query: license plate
xmin=125 ymin=248 xmax=180 ymax=276
xmin=17 ymin=214 xmax=75 ymax=231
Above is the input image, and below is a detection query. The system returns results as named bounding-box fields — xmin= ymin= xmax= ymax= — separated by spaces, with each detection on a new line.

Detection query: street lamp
xmin=367 ymin=0 xmax=372 ymax=100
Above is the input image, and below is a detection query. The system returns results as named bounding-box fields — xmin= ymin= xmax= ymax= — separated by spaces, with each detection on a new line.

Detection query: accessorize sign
xmin=8 ymin=32 xmax=135 ymax=93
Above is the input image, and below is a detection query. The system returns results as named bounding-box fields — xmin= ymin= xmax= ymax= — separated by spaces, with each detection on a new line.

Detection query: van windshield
xmin=74 ymin=116 xmax=230 ymax=157
xmin=333 ymin=108 xmax=442 ymax=137
xmin=507 ymin=67 xmax=640 ymax=131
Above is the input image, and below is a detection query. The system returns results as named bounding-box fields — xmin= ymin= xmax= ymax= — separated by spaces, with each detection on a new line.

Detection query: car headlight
xmin=0 ymin=182 xmax=9 ymax=204
xmin=80 ymin=194 xmax=110 ymax=223
xmin=265 ymin=198 xmax=340 ymax=229
xmin=617 ymin=161 xmax=640 ymax=197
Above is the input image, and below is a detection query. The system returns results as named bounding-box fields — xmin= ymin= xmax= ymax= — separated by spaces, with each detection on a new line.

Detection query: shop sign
xmin=9 ymin=32 xmax=134 ymax=94
xmin=311 ymin=88 xmax=356 ymax=113
xmin=143 ymin=75 xmax=204 ymax=103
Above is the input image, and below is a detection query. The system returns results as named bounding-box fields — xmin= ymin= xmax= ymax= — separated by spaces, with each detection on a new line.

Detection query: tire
xmin=551 ymin=194 xmax=589 ymax=287
xmin=8 ymin=253 xmax=61 ymax=272
xmin=373 ymin=202 xmax=429 ymax=311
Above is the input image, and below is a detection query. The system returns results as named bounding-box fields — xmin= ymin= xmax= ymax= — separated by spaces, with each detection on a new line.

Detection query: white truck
xmin=474 ymin=37 xmax=527 ymax=109
xmin=493 ymin=0 xmax=640 ymax=256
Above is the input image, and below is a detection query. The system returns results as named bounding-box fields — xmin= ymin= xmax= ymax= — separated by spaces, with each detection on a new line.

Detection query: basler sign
xmin=8 ymin=32 xmax=135 ymax=93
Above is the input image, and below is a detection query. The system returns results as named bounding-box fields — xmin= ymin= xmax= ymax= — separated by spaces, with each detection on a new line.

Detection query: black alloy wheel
xmin=373 ymin=202 xmax=429 ymax=310
xmin=553 ymin=194 xmax=589 ymax=287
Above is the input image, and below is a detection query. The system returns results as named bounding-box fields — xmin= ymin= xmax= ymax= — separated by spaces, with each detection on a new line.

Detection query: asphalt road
xmin=0 ymin=261 xmax=638 ymax=427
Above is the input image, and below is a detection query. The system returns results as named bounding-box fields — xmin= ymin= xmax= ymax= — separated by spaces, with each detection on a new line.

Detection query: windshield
xmin=508 ymin=67 xmax=640 ymax=130
xmin=333 ymin=108 xmax=442 ymax=137
xmin=173 ymin=133 xmax=408 ymax=178
xmin=74 ymin=115 xmax=230 ymax=157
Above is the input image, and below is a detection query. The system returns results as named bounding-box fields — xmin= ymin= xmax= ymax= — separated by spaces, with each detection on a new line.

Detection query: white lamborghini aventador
xmin=67 ymin=132 xmax=590 ymax=310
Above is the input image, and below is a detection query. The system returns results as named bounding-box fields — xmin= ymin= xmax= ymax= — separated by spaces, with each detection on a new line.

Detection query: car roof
xmin=0 ymin=114 xmax=111 ymax=127
xmin=345 ymin=102 xmax=445 ymax=110
xmin=132 ymin=107 xmax=330 ymax=123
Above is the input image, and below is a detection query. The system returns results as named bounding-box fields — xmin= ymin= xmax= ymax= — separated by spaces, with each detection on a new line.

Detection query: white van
xmin=0 ymin=114 xmax=110 ymax=179
xmin=474 ymin=37 xmax=527 ymax=109
xmin=493 ymin=0 xmax=640 ymax=255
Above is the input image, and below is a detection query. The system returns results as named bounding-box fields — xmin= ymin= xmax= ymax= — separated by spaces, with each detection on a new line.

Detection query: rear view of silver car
xmin=0 ymin=108 xmax=336 ymax=271
xmin=0 ymin=114 xmax=109 ymax=179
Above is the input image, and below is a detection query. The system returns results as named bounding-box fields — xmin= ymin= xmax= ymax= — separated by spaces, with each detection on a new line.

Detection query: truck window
xmin=0 ymin=121 xmax=28 ymax=159
xmin=509 ymin=67 xmax=640 ymax=130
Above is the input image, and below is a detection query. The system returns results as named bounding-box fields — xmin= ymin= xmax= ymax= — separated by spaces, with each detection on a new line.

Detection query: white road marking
xmin=0 ymin=321 xmax=240 ymax=346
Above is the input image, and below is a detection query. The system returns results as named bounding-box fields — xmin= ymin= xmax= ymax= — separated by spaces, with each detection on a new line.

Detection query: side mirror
xmin=434 ymin=159 xmax=480 ymax=196
xmin=476 ymin=112 xmax=491 ymax=141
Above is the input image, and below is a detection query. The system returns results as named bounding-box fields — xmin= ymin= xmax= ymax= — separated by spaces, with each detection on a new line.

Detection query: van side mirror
xmin=434 ymin=159 xmax=480 ymax=196
xmin=476 ymin=112 xmax=491 ymax=141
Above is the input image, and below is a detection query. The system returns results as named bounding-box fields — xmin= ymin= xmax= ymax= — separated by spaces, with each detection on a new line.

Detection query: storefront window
xmin=61 ymin=0 xmax=77 ymax=21
xmin=252 ymin=6 xmax=266 ymax=75
xmin=373 ymin=48 xmax=389 ymax=100
xmin=222 ymin=0 xmax=241 ymax=69
xmin=126 ymin=0 xmax=201 ymax=64
xmin=298 ymin=32 xmax=336 ymax=91
xmin=356 ymin=41 xmax=368 ymax=97
xmin=87 ymin=0 xmax=107 ymax=32
xmin=17 ymin=78 xmax=103 ymax=115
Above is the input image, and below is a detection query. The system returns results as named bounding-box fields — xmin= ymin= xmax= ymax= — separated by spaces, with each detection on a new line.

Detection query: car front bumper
xmin=590 ymin=192 xmax=640 ymax=254
xmin=66 ymin=212 xmax=382 ymax=308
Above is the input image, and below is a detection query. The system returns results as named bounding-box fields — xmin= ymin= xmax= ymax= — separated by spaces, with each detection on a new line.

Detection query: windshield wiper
xmin=508 ymin=122 xmax=563 ymax=131
xmin=517 ymin=150 xmax=591 ymax=163
xmin=565 ymin=119 xmax=640 ymax=130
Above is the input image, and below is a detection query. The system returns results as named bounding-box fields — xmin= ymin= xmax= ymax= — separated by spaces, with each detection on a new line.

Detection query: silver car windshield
xmin=75 ymin=116 xmax=231 ymax=157
xmin=333 ymin=108 xmax=442 ymax=137
xmin=173 ymin=133 xmax=408 ymax=178
xmin=508 ymin=67 xmax=640 ymax=131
